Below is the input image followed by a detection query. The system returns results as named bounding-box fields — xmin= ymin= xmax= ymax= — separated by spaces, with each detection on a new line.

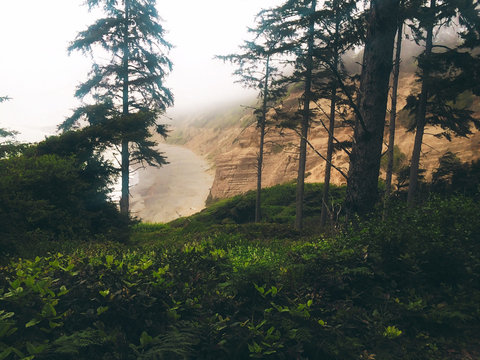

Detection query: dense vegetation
xmin=189 ymin=182 xmax=345 ymax=228
xmin=0 ymin=131 xmax=130 ymax=258
xmin=1 ymin=177 xmax=480 ymax=359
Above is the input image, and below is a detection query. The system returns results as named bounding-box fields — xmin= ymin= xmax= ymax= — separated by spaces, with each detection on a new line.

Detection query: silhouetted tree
xmin=217 ymin=14 xmax=287 ymax=223
xmin=0 ymin=96 xmax=20 ymax=158
xmin=385 ymin=3 xmax=406 ymax=202
xmin=61 ymin=0 xmax=173 ymax=215
xmin=406 ymin=0 xmax=480 ymax=205
xmin=345 ymin=0 xmax=402 ymax=215
xmin=260 ymin=0 xmax=319 ymax=230
xmin=316 ymin=0 xmax=359 ymax=227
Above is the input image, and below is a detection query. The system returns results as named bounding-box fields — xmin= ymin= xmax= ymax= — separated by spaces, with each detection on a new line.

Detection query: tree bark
xmin=120 ymin=0 xmax=130 ymax=216
xmin=407 ymin=0 xmax=435 ymax=206
xmin=320 ymin=86 xmax=337 ymax=227
xmin=385 ymin=19 xmax=404 ymax=198
xmin=255 ymin=55 xmax=270 ymax=223
xmin=320 ymin=1 xmax=340 ymax=228
xmin=345 ymin=0 xmax=400 ymax=215
xmin=295 ymin=0 xmax=317 ymax=231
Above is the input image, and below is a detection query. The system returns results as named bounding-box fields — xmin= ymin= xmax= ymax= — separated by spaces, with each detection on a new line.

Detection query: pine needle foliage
xmin=61 ymin=0 xmax=173 ymax=215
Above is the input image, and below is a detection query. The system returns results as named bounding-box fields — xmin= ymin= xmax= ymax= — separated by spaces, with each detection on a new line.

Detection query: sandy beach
xmin=129 ymin=143 xmax=214 ymax=223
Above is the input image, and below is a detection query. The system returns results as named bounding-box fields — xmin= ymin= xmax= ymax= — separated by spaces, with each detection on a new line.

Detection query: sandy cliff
xmin=170 ymin=75 xmax=480 ymax=201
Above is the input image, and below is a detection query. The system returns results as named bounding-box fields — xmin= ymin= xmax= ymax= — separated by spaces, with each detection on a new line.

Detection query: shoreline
xmin=129 ymin=143 xmax=214 ymax=223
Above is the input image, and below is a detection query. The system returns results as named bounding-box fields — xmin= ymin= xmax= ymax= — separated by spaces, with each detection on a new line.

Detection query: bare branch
xmin=293 ymin=128 xmax=348 ymax=180
xmin=312 ymin=99 xmax=352 ymax=156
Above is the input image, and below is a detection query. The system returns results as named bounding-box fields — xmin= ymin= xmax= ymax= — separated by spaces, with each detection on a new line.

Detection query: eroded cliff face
xmin=170 ymin=75 xmax=480 ymax=201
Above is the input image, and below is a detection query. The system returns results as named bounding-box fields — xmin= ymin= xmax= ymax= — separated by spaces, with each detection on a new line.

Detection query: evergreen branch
xmin=323 ymin=60 xmax=367 ymax=134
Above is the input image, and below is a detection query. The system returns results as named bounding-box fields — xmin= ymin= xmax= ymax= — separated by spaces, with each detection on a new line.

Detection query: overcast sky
xmin=0 ymin=0 xmax=281 ymax=142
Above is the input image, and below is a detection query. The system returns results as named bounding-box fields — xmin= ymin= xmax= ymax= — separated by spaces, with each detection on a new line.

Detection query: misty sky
xmin=0 ymin=0 xmax=281 ymax=142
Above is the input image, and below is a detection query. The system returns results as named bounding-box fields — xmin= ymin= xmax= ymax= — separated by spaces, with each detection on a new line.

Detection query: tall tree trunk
xmin=120 ymin=0 xmax=130 ymax=216
xmin=385 ymin=19 xmax=404 ymax=199
xmin=320 ymin=86 xmax=337 ymax=227
xmin=120 ymin=139 xmax=130 ymax=215
xmin=295 ymin=0 xmax=317 ymax=231
xmin=345 ymin=0 xmax=400 ymax=215
xmin=320 ymin=1 xmax=340 ymax=228
xmin=407 ymin=0 xmax=435 ymax=206
xmin=255 ymin=55 xmax=270 ymax=223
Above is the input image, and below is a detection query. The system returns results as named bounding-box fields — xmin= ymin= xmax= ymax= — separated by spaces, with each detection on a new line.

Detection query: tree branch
xmin=293 ymin=128 xmax=348 ymax=180
xmin=312 ymin=99 xmax=352 ymax=156
xmin=323 ymin=60 xmax=368 ymax=134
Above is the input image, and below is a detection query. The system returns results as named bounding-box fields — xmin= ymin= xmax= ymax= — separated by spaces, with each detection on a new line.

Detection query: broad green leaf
xmin=139 ymin=331 xmax=153 ymax=347
xmin=0 ymin=348 xmax=13 ymax=360
xmin=41 ymin=304 xmax=56 ymax=318
xmin=97 ymin=306 xmax=109 ymax=316
xmin=25 ymin=319 xmax=41 ymax=328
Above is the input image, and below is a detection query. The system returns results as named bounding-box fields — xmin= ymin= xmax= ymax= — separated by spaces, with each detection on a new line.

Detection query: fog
xmin=0 ymin=0 xmax=281 ymax=142
xmin=1 ymin=1 xmax=467 ymax=143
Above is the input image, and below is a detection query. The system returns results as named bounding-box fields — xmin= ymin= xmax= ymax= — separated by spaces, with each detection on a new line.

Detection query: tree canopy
xmin=61 ymin=0 xmax=173 ymax=215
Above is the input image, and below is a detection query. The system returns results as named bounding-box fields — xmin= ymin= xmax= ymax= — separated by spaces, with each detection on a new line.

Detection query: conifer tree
xmin=60 ymin=0 xmax=173 ymax=215
xmin=261 ymin=0 xmax=319 ymax=230
xmin=406 ymin=0 xmax=436 ymax=205
xmin=383 ymin=0 xmax=424 ymax=199
xmin=0 ymin=96 xmax=18 ymax=154
xmin=345 ymin=0 xmax=401 ymax=215
xmin=288 ymin=0 xmax=318 ymax=231
xmin=217 ymin=15 xmax=287 ymax=223
xmin=384 ymin=6 xmax=405 ymax=201
xmin=263 ymin=0 xmax=362 ymax=227
xmin=406 ymin=0 xmax=480 ymax=205
xmin=316 ymin=0 xmax=359 ymax=227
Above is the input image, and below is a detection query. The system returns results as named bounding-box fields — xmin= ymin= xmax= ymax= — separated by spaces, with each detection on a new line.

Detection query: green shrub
xmin=182 ymin=182 xmax=345 ymax=227
xmin=2 ymin=195 xmax=479 ymax=359
xmin=0 ymin=133 xmax=132 ymax=257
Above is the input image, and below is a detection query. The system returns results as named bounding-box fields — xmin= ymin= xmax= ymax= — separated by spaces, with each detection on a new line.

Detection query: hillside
xmin=168 ymin=75 xmax=480 ymax=201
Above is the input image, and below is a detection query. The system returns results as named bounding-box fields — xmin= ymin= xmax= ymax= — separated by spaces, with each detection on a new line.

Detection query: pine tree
xmin=384 ymin=0 xmax=424 ymax=199
xmin=406 ymin=0 xmax=480 ymax=205
xmin=406 ymin=0 xmax=436 ymax=205
xmin=315 ymin=0 xmax=359 ymax=227
xmin=263 ymin=0 xmax=362 ymax=227
xmin=345 ymin=0 xmax=401 ymax=215
xmin=261 ymin=0 xmax=319 ymax=230
xmin=60 ymin=0 xmax=173 ymax=215
xmin=296 ymin=0 xmax=317 ymax=231
xmin=0 ymin=96 xmax=18 ymax=153
xmin=384 ymin=5 xmax=405 ymax=201
xmin=217 ymin=14 xmax=287 ymax=223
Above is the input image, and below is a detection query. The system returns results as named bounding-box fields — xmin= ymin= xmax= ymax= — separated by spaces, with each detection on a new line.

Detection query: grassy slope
xmin=1 ymin=185 xmax=480 ymax=359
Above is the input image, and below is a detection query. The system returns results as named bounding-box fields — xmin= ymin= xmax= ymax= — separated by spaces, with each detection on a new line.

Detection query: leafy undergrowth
xmin=171 ymin=182 xmax=345 ymax=229
xmin=1 ymin=196 xmax=480 ymax=359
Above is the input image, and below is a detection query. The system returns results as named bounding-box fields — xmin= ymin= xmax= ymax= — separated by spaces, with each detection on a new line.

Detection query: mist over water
xmin=129 ymin=143 xmax=214 ymax=223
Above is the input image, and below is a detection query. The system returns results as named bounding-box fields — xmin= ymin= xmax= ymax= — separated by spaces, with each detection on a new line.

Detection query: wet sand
xmin=129 ymin=143 xmax=214 ymax=223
